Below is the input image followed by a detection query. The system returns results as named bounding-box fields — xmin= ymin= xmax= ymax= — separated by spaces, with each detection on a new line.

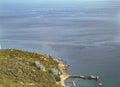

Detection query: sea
xmin=0 ymin=1 xmax=120 ymax=87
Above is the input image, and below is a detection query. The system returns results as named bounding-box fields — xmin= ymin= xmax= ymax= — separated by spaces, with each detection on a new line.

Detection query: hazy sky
xmin=1 ymin=0 xmax=120 ymax=3
xmin=1 ymin=0 xmax=120 ymax=7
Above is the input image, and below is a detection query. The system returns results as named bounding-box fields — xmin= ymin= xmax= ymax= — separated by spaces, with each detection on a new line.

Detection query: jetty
xmin=60 ymin=74 xmax=99 ymax=87
xmin=68 ymin=74 xmax=99 ymax=80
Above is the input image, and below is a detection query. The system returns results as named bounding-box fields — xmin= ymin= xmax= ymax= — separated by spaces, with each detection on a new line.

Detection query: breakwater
xmin=68 ymin=75 xmax=99 ymax=80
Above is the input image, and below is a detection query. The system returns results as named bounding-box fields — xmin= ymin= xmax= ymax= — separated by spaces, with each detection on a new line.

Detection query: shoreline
xmin=54 ymin=58 xmax=100 ymax=87
xmin=53 ymin=58 xmax=70 ymax=87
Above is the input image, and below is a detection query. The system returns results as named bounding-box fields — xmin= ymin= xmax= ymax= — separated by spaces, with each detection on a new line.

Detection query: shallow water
xmin=0 ymin=1 xmax=120 ymax=87
xmin=65 ymin=78 xmax=97 ymax=87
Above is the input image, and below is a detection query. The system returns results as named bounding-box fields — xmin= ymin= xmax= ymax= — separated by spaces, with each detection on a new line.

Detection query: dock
xmin=68 ymin=74 xmax=99 ymax=80
xmin=60 ymin=74 xmax=99 ymax=87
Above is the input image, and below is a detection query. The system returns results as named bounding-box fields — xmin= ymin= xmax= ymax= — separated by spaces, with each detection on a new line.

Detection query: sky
xmin=0 ymin=0 xmax=119 ymax=7
xmin=0 ymin=0 xmax=120 ymax=3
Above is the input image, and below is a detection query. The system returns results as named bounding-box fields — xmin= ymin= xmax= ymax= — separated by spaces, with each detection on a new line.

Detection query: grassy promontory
xmin=0 ymin=49 xmax=63 ymax=87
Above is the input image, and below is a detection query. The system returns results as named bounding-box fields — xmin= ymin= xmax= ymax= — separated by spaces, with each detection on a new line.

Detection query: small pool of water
xmin=65 ymin=78 xmax=99 ymax=87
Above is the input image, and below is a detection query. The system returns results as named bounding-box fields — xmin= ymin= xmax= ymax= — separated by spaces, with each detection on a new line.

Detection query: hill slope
xmin=0 ymin=49 xmax=62 ymax=87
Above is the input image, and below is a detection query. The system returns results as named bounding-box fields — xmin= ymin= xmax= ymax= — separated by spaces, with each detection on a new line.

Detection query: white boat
xmin=98 ymin=83 xmax=103 ymax=86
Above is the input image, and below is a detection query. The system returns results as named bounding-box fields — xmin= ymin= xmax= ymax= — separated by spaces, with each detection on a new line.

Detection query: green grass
xmin=0 ymin=49 xmax=62 ymax=87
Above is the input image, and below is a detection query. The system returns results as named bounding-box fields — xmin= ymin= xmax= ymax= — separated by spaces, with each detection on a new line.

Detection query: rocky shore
xmin=53 ymin=58 xmax=69 ymax=87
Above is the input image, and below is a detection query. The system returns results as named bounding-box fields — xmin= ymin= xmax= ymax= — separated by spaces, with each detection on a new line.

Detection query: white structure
xmin=0 ymin=44 xmax=1 ymax=49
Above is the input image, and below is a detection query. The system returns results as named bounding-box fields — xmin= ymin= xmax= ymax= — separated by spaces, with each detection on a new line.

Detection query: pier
xmin=60 ymin=74 xmax=99 ymax=87
xmin=68 ymin=74 xmax=99 ymax=80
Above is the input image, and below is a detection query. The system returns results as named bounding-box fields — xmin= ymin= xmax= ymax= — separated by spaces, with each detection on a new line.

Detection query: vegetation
xmin=0 ymin=49 xmax=62 ymax=87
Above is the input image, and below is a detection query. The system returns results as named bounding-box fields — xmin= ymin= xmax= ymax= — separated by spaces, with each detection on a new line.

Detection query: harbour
xmin=56 ymin=58 xmax=101 ymax=87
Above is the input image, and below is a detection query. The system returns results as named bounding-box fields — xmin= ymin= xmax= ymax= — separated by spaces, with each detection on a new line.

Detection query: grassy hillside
xmin=0 ymin=49 xmax=62 ymax=87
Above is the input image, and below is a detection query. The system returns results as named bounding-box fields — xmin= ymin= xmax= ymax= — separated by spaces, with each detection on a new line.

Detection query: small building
xmin=34 ymin=61 xmax=45 ymax=71
xmin=51 ymin=68 xmax=59 ymax=75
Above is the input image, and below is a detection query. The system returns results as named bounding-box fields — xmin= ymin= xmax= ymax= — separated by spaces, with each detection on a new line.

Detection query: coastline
xmin=54 ymin=58 xmax=100 ymax=87
xmin=53 ymin=58 xmax=70 ymax=87
xmin=0 ymin=49 xmax=100 ymax=87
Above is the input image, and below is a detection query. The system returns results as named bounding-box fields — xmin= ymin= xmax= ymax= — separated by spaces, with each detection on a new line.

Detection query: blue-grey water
xmin=0 ymin=1 xmax=120 ymax=87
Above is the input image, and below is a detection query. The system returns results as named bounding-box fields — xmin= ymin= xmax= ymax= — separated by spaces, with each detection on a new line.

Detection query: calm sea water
xmin=0 ymin=1 xmax=120 ymax=87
